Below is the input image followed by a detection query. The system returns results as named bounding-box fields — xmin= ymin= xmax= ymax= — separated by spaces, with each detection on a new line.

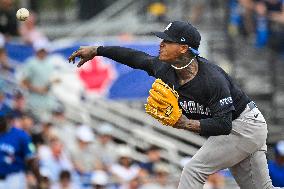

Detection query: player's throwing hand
xmin=68 ymin=46 xmax=98 ymax=67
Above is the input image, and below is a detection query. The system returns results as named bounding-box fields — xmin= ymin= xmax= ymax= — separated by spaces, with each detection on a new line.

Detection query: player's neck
xmin=174 ymin=55 xmax=198 ymax=85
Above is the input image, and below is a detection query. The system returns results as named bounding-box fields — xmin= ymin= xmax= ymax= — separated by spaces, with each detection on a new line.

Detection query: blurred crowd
xmin=0 ymin=0 xmax=284 ymax=189
xmin=0 ymin=108 xmax=178 ymax=189
xmin=0 ymin=29 xmax=180 ymax=188
xmin=228 ymin=0 xmax=284 ymax=54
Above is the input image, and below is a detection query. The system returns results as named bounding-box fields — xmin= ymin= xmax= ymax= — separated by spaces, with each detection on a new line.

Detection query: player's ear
xmin=180 ymin=44 xmax=188 ymax=54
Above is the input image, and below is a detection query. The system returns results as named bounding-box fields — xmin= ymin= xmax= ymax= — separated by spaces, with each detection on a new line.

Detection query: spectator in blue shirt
xmin=255 ymin=0 xmax=284 ymax=50
xmin=268 ymin=140 xmax=284 ymax=187
xmin=139 ymin=145 xmax=162 ymax=175
xmin=0 ymin=113 xmax=41 ymax=189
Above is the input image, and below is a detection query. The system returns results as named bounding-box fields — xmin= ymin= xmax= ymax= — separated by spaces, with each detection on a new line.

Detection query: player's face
xmin=159 ymin=40 xmax=184 ymax=62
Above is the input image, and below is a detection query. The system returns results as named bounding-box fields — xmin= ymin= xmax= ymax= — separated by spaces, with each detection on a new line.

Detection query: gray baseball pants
xmin=178 ymin=103 xmax=282 ymax=189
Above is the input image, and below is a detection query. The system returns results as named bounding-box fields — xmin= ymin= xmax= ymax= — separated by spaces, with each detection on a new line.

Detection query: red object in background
xmin=78 ymin=57 xmax=116 ymax=95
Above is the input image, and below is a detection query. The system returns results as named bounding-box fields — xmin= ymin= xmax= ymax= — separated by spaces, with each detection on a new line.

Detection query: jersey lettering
xmin=219 ymin=97 xmax=233 ymax=106
xmin=180 ymin=101 xmax=211 ymax=116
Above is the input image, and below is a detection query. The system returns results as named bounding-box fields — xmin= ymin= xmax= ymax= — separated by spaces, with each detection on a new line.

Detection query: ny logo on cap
xmin=181 ymin=37 xmax=186 ymax=42
xmin=165 ymin=23 xmax=172 ymax=31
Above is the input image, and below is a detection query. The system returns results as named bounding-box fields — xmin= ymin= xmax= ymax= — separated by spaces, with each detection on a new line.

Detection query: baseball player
xmin=0 ymin=113 xmax=41 ymax=189
xmin=68 ymin=21 xmax=282 ymax=189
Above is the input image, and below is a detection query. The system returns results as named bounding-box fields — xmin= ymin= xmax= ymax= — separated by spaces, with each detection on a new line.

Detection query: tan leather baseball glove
xmin=145 ymin=79 xmax=182 ymax=126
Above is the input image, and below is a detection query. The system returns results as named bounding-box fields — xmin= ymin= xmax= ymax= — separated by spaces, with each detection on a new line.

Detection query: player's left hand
xmin=145 ymin=78 xmax=182 ymax=126
xmin=68 ymin=46 xmax=98 ymax=67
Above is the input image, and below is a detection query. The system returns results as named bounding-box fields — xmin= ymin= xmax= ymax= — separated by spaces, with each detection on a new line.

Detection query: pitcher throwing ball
xmin=69 ymin=21 xmax=282 ymax=189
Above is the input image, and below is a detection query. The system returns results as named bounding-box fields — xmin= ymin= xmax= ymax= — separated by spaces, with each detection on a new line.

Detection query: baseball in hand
xmin=16 ymin=8 xmax=29 ymax=21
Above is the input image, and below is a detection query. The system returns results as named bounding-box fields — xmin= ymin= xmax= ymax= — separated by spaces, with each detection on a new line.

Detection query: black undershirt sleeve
xmin=199 ymin=112 xmax=232 ymax=136
xmin=198 ymin=75 xmax=235 ymax=136
xmin=97 ymin=46 xmax=160 ymax=76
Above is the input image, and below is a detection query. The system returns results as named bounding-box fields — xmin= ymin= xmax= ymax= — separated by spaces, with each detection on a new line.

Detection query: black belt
xmin=248 ymin=101 xmax=257 ymax=111
xmin=0 ymin=175 xmax=6 ymax=180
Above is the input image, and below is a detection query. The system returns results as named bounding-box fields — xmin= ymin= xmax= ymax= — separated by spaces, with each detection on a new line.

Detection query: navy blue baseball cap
xmin=153 ymin=21 xmax=201 ymax=55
